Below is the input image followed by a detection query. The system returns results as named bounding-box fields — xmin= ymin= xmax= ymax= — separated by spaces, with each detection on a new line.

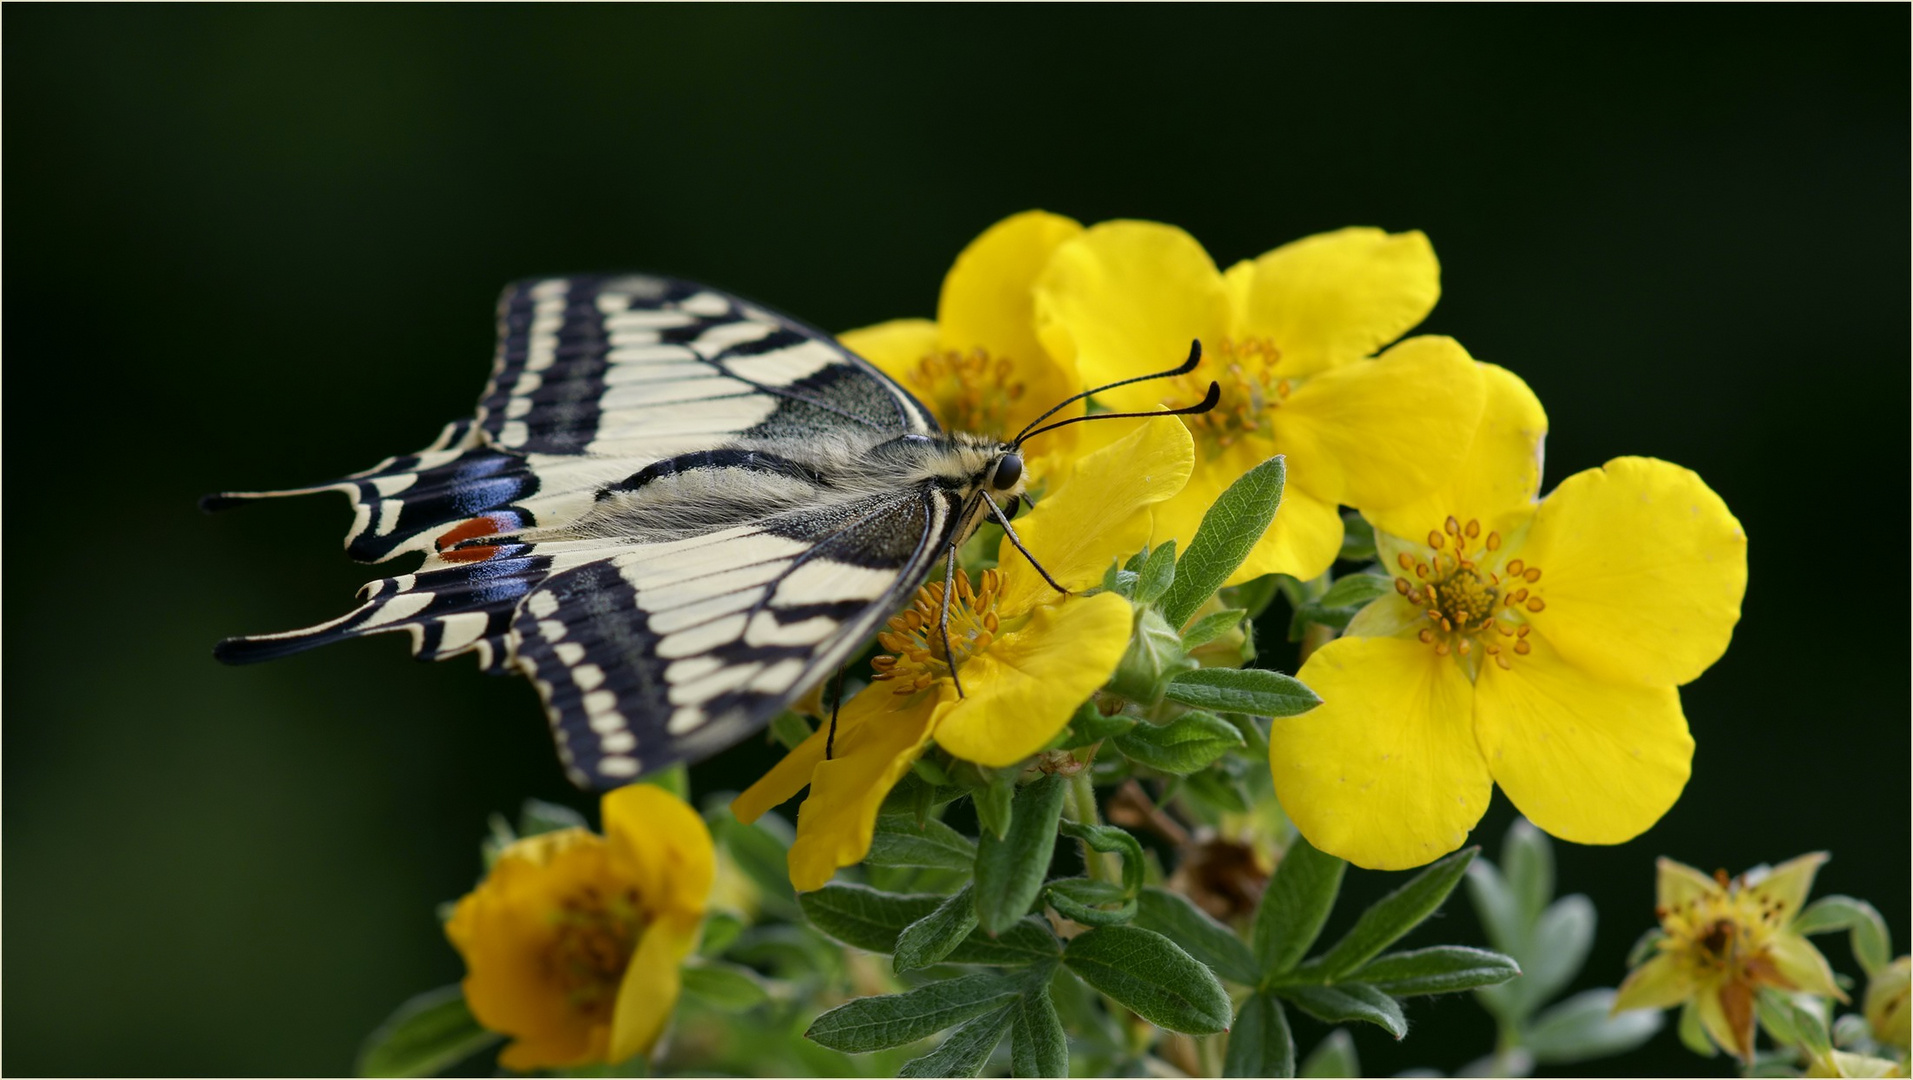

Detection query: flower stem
xmin=1065 ymin=769 xmax=1118 ymax=884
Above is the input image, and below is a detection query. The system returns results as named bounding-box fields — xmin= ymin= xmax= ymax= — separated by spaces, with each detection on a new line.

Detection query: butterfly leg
xmin=824 ymin=664 xmax=846 ymax=760
xmin=985 ymin=493 xmax=1068 ymax=594
xmin=938 ymin=541 xmax=966 ymax=698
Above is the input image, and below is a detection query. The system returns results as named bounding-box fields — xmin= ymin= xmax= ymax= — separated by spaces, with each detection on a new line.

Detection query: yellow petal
xmin=996 ymin=418 xmax=1193 ymax=615
xmin=1748 ymin=852 xmax=1830 ymax=922
xmin=1614 ymin=953 xmax=1697 ymax=1012
xmin=1518 ymin=457 xmax=1748 ymax=688
xmin=939 ymin=211 xmax=1085 ymax=434
xmin=934 ymin=593 xmax=1133 ymax=766
xmin=785 ymin=689 xmax=943 ymax=891
xmin=838 ymin=318 xmax=941 ymax=389
xmin=1271 ymin=636 xmax=1490 ymax=870
xmin=1365 ymin=362 xmax=1548 ymax=543
xmin=1147 ymin=453 xmax=1343 ymax=585
xmin=1034 ymin=220 xmax=1231 ymax=411
xmin=1474 ymin=632 xmax=1692 ymax=846
xmin=607 ymin=914 xmax=700 ymax=1063
xmin=1771 ymin=932 xmax=1846 ymax=1001
xmin=731 ymin=724 xmax=831 ymax=826
xmin=1272 ymin=336 xmax=1487 ymax=512
xmin=1699 ymin=981 xmax=1757 ymax=1060
xmin=1657 ymin=856 xmax=1723 ymax=913
xmin=603 ymin=784 xmax=714 ymax=919
xmin=1235 ymin=227 xmax=1441 ymax=377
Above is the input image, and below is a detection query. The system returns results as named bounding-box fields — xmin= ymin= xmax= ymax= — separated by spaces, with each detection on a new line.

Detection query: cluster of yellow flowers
xmin=434 ymin=211 xmax=1755 ymax=1072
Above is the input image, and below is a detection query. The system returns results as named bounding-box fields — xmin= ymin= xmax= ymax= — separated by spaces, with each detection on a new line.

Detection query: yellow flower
xmin=445 ymin=785 xmax=713 ymax=1071
xmin=839 ymin=210 xmax=1096 ymax=479
xmin=1269 ymin=365 xmax=1747 ymax=869
xmin=733 ymin=419 xmax=1195 ymax=890
xmin=1615 ymin=854 xmax=1845 ymax=1061
xmin=1868 ymin=956 xmax=1912 ymax=1051
xmin=1034 ymin=220 xmax=1487 ymax=583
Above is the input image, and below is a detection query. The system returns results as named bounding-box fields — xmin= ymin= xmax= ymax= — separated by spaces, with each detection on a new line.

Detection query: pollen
xmin=549 ymin=882 xmax=644 ymax=1023
xmin=1391 ymin=514 xmax=1549 ymax=674
xmin=871 ymin=568 xmax=1004 ymax=693
xmin=1171 ymin=337 xmax=1284 ymax=450
xmin=910 ymin=347 xmax=1027 ymax=435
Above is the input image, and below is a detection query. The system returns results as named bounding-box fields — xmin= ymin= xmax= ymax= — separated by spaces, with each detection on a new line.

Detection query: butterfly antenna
xmin=986 ymin=493 xmax=1067 ymax=594
xmin=1011 ymin=339 xmax=1206 ymax=447
xmin=937 ymin=542 xmax=966 ymax=698
xmin=1015 ymin=379 xmax=1221 ymax=446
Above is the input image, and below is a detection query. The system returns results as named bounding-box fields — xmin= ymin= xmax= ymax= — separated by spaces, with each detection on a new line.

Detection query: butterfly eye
xmin=992 ymin=453 xmax=1023 ymax=491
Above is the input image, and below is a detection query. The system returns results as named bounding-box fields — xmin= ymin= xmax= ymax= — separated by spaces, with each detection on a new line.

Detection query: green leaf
xmin=1160 ymin=456 xmax=1287 ymax=627
xmin=715 ymin=816 xmax=798 ymax=910
xmin=806 ymin=973 xmax=1020 ymax=1053
xmin=1625 ymin=927 xmax=1666 ymax=969
xmin=680 ymin=962 xmax=770 ymax=1012
xmin=1179 ymin=761 xmax=1251 ymax=816
xmin=769 ymin=709 xmax=815 ymax=751
xmin=1277 ymin=983 xmax=1407 ymax=1039
xmin=1224 ymin=993 xmax=1296 ymax=1078
xmin=356 ymin=985 xmax=501 ymax=1079
xmin=800 ymin=883 xmax=942 ymax=953
xmin=974 ymin=769 xmax=1017 ymax=838
xmin=975 ymin=773 xmax=1068 ymax=934
xmin=1135 ymin=541 xmax=1178 ymax=605
xmin=1135 ymin=887 xmax=1260 ymax=985
xmin=1519 ymin=894 xmax=1595 ymax=1008
xmin=1796 ymin=895 xmax=1893 ymax=974
xmin=1502 ymin=818 xmax=1554 ymax=926
xmin=1253 ymin=834 xmax=1347 ymax=979
xmin=1063 ymin=925 xmax=1233 ymax=1035
xmin=1010 ymin=982 xmax=1069 ymax=1078
xmin=1354 ymin=946 xmax=1520 ymax=996
xmin=895 ymin=884 xmax=982 ymax=973
xmin=1164 ymin=667 xmax=1320 ymax=718
xmin=869 ymin=815 xmax=977 ymax=871
xmin=1464 ymin=859 xmax=1525 ymax=961
xmin=1286 ymin=602 xmax=1357 ymax=641
xmin=1222 ymin=574 xmax=1283 ymax=620
xmin=943 ymin=916 xmax=1062 ymax=966
xmin=1678 ymin=999 xmax=1718 ymax=1057
xmin=1102 ymin=564 xmax=1140 ymax=599
xmin=1047 ymin=878 xmax=1137 ymax=927
xmin=1108 ymin=606 xmax=1196 ymax=705
xmin=1318 ymin=573 xmax=1391 ymax=609
xmin=1113 ymin=710 xmax=1244 ymax=775
xmin=898 ymin=1004 xmax=1015 ymax=1078
xmin=1181 ymin=607 xmax=1249 ymax=650
xmin=1757 ymin=988 xmax=1832 ymax=1057
xmin=698 ymin=911 xmax=746 ymax=958
xmin=1058 ymin=821 xmax=1147 ymax=895
xmin=1524 ymin=989 xmax=1664 ymax=1065
xmin=1313 ymin=847 xmax=1476 ymax=980
xmin=1057 ymin=699 xmax=1137 ymax=751
xmin=1298 ymin=1029 xmax=1359 ymax=1078
xmin=517 ymin=797 xmax=588 ymax=837
xmin=1338 ymin=512 xmax=1377 ymax=562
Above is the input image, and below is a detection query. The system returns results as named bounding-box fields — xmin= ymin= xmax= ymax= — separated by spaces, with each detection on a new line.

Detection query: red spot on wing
xmin=437 ymin=516 xmax=506 ymax=564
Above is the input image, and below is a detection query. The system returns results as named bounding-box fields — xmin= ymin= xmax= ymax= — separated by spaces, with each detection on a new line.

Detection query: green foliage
xmin=1063 ymin=926 xmax=1233 ymax=1035
xmin=1162 ymin=666 xmax=1320 ymax=716
xmin=974 ymin=774 xmax=1067 ymax=934
xmin=1796 ymin=895 xmax=1894 ymax=975
xmin=1112 ymin=710 xmax=1242 ymax=774
xmin=868 ymin=815 xmax=977 ymax=872
xmin=1159 ymin=456 xmax=1286 ymax=627
xmin=356 ymin=985 xmax=501 ymax=1079
xmin=1225 ymin=993 xmax=1295 ymax=1078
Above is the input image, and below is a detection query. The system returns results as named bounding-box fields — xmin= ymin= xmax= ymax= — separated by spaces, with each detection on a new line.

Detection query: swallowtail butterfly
xmin=210 ymin=275 xmax=1215 ymax=788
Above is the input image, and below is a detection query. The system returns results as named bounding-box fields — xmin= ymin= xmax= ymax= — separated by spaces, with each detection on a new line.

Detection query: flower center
xmin=547 ymin=882 xmax=643 ymax=1022
xmin=1656 ymin=874 xmax=1793 ymax=984
xmin=871 ymin=568 xmax=1002 ymax=692
xmin=1174 ymin=337 xmax=1287 ymax=450
xmin=1393 ymin=515 xmax=1547 ymax=670
xmin=910 ymin=347 xmax=1026 ymax=435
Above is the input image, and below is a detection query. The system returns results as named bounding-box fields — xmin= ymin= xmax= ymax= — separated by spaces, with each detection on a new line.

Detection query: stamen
xmin=1523 ymin=567 xmax=1542 ymax=582
xmin=1526 ymin=597 xmax=1546 ymax=612
xmin=1513 ymin=639 xmax=1531 ymax=655
xmin=1485 ymin=532 xmax=1501 ymax=551
xmin=1428 ymin=530 xmax=1445 ymax=549
xmin=1397 ymin=552 xmax=1414 ymax=571
xmin=1394 ymin=578 xmax=1411 ymax=595
xmin=1465 ymin=519 xmax=1481 ymax=538
xmin=1507 ymin=559 xmax=1525 ymax=575
xmin=1445 ymin=516 xmax=1461 ymax=536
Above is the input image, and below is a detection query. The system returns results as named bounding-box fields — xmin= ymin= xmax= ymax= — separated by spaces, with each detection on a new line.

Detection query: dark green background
xmin=6 ymin=6 xmax=1906 ymax=1076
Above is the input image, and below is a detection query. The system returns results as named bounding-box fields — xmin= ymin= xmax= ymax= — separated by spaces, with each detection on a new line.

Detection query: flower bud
xmin=1865 ymin=955 xmax=1911 ymax=1051
xmin=1107 ymin=606 xmax=1196 ymax=705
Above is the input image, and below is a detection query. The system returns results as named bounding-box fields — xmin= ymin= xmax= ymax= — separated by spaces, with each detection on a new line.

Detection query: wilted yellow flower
xmin=1034 ymin=220 xmax=1488 ymax=583
xmin=1868 ymin=956 xmax=1912 ymax=1051
xmin=446 ymin=785 xmax=713 ymax=1071
xmin=1270 ymin=365 xmax=1747 ymax=869
xmin=733 ymin=419 xmax=1194 ymax=890
xmin=1615 ymin=854 xmax=1844 ymax=1061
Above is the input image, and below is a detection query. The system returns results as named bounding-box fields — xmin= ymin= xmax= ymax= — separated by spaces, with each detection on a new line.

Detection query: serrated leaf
xmin=1063 ymin=925 xmax=1232 ymax=1035
xmin=898 ymin=1003 xmax=1015 ymax=1078
xmin=1524 ymin=989 xmax=1664 ymax=1064
xmin=1796 ymin=895 xmax=1893 ymax=974
xmin=1354 ymin=946 xmax=1520 ymax=996
xmin=1058 ymin=821 xmax=1146 ymax=895
xmin=1135 ymin=541 xmax=1178 ymax=605
xmin=1501 ymin=819 xmax=1554 ymax=927
xmin=1298 ymin=1028 xmax=1359 ymax=1078
xmin=806 ymin=973 xmax=1020 ymax=1053
xmin=1164 ymin=667 xmax=1320 ymax=718
xmin=1181 ymin=607 xmax=1249 ymax=650
xmin=1161 ymin=456 xmax=1287 ymax=627
xmin=1338 ymin=512 xmax=1377 ymax=562
xmin=1278 ymin=983 xmax=1407 ymax=1039
xmin=1225 ymin=992 xmax=1296 ymax=1078
xmin=1047 ymin=878 xmax=1137 ymax=927
xmin=1318 ymin=573 xmax=1391 ymax=609
xmin=1313 ymin=847 xmax=1476 ymax=980
xmin=1113 ymin=711 xmax=1244 ymax=775
xmin=896 ymin=885 xmax=982 ymax=973
xmin=681 ymin=962 xmax=770 ymax=1012
xmin=1010 ymin=982 xmax=1069 ymax=1078
xmin=1253 ymin=834 xmax=1346 ymax=979
xmin=355 ymin=985 xmax=501 ymax=1079
xmin=975 ymin=773 xmax=1067 ymax=934
xmin=869 ymin=815 xmax=977 ymax=871
xmin=1135 ymin=887 xmax=1260 ymax=985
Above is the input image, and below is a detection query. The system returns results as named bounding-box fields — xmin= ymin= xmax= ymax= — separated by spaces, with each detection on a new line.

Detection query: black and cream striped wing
xmin=213 ymin=273 xmax=953 ymax=787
